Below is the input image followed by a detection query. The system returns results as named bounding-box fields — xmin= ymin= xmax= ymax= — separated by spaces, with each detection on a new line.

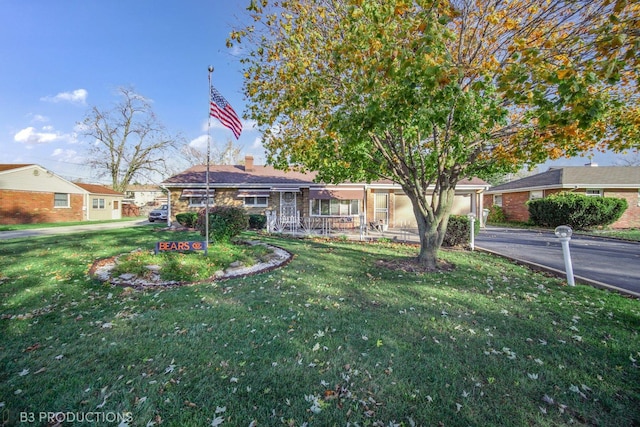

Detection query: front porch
xmin=264 ymin=211 xmax=422 ymax=242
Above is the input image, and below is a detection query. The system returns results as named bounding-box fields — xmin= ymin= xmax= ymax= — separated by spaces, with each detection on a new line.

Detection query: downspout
xmin=84 ymin=192 xmax=90 ymax=221
xmin=161 ymin=185 xmax=172 ymax=227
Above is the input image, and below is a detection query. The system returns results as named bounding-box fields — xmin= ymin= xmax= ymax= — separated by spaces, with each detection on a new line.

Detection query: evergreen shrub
xmin=175 ymin=212 xmax=198 ymax=228
xmin=527 ymin=192 xmax=627 ymax=230
xmin=196 ymin=206 xmax=249 ymax=243
xmin=248 ymin=214 xmax=267 ymax=230
xmin=487 ymin=205 xmax=507 ymax=223
xmin=442 ymin=215 xmax=480 ymax=247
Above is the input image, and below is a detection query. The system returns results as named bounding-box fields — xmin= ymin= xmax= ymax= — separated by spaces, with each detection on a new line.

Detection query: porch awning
xmin=180 ymin=189 xmax=214 ymax=197
xmin=309 ymin=188 xmax=364 ymax=200
xmin=237 ymin=189 xmax=271 ymax=198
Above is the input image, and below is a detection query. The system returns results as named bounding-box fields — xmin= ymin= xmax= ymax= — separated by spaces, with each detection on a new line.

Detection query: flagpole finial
xmin=208 ymin=65 xmax=214 ymax=73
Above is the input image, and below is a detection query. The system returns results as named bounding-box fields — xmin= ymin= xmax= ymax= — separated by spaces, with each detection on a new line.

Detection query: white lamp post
xmin=467 ymin=212 xmax=476 ymax=251
xmin=554 ymin=225 xmax=575 ymax=286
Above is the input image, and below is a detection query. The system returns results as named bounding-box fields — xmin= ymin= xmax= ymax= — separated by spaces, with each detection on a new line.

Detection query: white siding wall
xmin=0 ymin=166 xmax=84 ymax=194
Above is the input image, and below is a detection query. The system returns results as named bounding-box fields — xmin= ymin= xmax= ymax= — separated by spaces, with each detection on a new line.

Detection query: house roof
xmin=74 ymin=183 xmax=124 ymax=196
xmin=164 ymin=164 xmax=488 ymax=190
xmin=487 ymin=166 xmax=640 ymax=193
xmin=0 ymin=164 xmax=36 ymax=173
xmin=164 ymin=164 xmax=319 ymax=187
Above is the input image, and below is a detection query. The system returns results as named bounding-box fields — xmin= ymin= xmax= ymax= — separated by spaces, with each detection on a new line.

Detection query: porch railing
xmin=264 ymin=211 xmax=419 ymax=241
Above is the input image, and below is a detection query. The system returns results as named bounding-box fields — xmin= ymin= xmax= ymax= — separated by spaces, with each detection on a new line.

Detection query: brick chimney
xmin=245 ymin=155 xmax=254 ymax=172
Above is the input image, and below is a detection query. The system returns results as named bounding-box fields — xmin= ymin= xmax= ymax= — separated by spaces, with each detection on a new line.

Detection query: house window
xmin=180 ymin=189 xmax=214 ymax=208
xmin=243 ymin=196 xmax=269 ymax=207
xmin=585 ymin=189 xmax=603 ymax=197
xmin=114 ymin=201 xmax=119 ymax=210
xmin=54 ymin=193 xmax=69 ymax=208
xmin=529 ymin=190 xmax=544 ymax=200
xmin=493 ymin=194 xmax=503 ymax=207
xmin=311 ymin=199 xmax=359 ymax=216
xmin=92 ymin=198 xmax=105 ymax=209
xmin=188 ymin=197 xmax=214 ymax=208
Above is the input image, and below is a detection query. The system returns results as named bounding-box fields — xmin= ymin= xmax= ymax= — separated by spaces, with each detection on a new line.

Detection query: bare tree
xmin=180 ymin=139 xmax=245 ymax=166
xmin=80 ymin=87 xmax=182 ymax=192
xmin=615 ymin=152 xmax=640 ymax=167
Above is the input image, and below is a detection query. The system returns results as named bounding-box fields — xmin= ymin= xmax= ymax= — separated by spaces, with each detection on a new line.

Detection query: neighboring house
xmin=162 ymin=156 xmax=489 ymax=229
xmin=484 ymin=165 xmax=640 ymax=228
xmin=0 ymin=164 xmax=124 ymax=224
xmin=124 ymin=184 xmax=165 ymax=207
xmin=74 ymin=183 xmax=124 ymax=221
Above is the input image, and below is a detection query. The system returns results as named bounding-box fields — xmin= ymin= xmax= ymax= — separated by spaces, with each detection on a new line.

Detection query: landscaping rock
xmin=89 ymin=242 xmax=293 ymax=289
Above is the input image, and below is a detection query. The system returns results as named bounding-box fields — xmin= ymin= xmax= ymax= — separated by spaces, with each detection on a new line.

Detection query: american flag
xmin=210 ymin=86 xmax=242 ymax=139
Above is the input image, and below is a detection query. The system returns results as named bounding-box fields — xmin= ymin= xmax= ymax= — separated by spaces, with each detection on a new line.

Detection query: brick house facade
xmin=1 ymin=189 xmax=85 ymax=224
xmin=0 ymin=164 xmax=124 ymax=224
xmin=484 ymin=166 xmax=640 ymax=228
xmin=163 ymin=156 xmax=489 ymax=229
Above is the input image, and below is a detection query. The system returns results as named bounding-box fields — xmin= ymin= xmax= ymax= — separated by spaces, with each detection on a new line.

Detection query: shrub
xmin=487 ymin=205 xmax=507 ymax=223
xmin=175 ymin=212 xmax=199 ymax=228
xmin=248 ymin=214 xmax=267 ymax=230
xmin=196 ymin=206 xmax=249 ymax=243
xmin=442 ymin=215 xmax=480 ymax=247
xmin=527 ymin=192 xmax=628 ymax=230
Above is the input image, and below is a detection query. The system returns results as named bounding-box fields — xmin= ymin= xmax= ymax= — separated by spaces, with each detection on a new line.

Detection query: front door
xmin=112 ymin=200 xmax=121 ymax=220
xmin=374 ymin=192 xmax=389 ymax=227
xmin=280 ymin=192 xmax=297 ymax=223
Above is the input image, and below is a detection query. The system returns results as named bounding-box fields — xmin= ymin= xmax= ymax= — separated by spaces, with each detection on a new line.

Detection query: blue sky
xmin=0 ymin=1 xmax=632 ymax=184
xmin=0 ymin=0 xmax=259 ymax=182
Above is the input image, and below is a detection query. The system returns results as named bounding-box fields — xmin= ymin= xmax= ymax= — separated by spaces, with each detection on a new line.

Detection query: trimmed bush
xmin=248 ymin=214 xmax=267 ymax=230
xmin=487 ymin=205 xmax=507 ymax=223
xmin=196 ymin=206 xmax=249 ymax=243
xmin=527 ymin=192 xmax=627 ymax=230
xmin=442 ymin=215 xmax=480 ymax=247
xmin=175 ymin=212 xmax=199 ymax=228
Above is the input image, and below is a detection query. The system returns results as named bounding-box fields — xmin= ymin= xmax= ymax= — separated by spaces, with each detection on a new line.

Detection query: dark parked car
xmin=148 ymin=204 xmax=168 ymax=222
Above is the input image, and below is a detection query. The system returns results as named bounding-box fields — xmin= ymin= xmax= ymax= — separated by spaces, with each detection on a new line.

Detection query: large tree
xmin=180 ymin=139 xmax=245 ymax=166
xmin=231 ymin=0 xmax=639 ymax=268
xmin=80 ymin=88 xmax=182 ymax=192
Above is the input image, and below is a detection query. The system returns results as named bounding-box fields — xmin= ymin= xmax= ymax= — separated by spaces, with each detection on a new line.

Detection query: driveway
xmin=476 ymin=227 xmax=640 ymax=298
xmin=0 ymin=219 xmax=151 ymax=240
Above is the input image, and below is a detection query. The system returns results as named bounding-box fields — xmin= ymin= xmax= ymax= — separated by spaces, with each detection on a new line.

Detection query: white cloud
xmin=244 ymin=119 xmax=257 ymax=131
xmin=52 ymin=148 xmax=84 ymax=163
xmin=251 ymin=136 xmax=263 ymax=150
xmin=31 ymin=114 xmax=49 ymax=123
xmin=41 ymin=89 xmax=88 ymax=105
xmin=188 ymin=135 xmax=209 ymax=151
xmin=14 ymin=127 xmax=61 ymax=145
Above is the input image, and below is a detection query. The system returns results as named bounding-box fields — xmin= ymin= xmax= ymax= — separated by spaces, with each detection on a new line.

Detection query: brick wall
xmin=0 ymin=190 xmax=84 ymax=224
xmin=605 ymin=190 xmax=640 ymax=229
xmin=502 ymin=191 xmax=531 ymax=222
xmin=484 ymin=188 xmax=640 ymax=228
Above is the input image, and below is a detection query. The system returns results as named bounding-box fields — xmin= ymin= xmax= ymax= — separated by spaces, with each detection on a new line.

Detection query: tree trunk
xmin=410 ymin=185 xmax=456 ymax=269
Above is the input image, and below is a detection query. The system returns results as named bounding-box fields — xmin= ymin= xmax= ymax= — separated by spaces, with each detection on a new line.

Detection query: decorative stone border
xmin=88 ymin=241 xmax=292 ymax=289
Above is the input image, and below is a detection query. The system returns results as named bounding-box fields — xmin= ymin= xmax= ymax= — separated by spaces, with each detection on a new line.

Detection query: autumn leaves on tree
xmin=231 ymin=0 xmax=639 ymax=268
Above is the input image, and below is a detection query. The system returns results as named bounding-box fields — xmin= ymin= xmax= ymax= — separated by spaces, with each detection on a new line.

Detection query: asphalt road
xmin=476 ymin=227 xmax=640 ymax=297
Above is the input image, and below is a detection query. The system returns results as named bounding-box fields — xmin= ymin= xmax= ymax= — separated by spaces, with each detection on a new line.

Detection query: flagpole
xmin=205 ymin=65 xmax=214 ymax=255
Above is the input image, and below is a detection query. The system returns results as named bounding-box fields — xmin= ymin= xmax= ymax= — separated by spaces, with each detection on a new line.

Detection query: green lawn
xmin=1 ymin=228 xmax=638 ymax=426
xmin=0 ymin=217 xmax=147 ymax=232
